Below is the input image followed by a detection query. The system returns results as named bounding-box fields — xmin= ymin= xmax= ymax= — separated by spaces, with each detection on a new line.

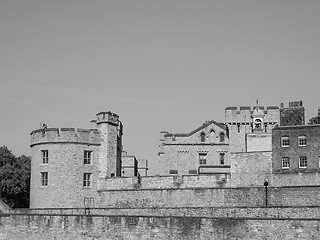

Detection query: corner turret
xmin=96 ymin=111 xmax=123 ymax=179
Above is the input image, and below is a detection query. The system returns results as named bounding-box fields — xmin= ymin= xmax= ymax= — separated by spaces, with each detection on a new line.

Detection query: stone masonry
xmin=30 ymin=111 xmax=123 ymax=208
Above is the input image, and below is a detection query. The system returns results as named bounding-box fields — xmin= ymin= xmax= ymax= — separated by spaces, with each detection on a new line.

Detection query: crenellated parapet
xmin=96 ymin=111 xmax=120 ymax=126
xmin=225 ymin=106 xmax=279 ymax=123
xmin=30 ymin=128 xmax=101 ymax=147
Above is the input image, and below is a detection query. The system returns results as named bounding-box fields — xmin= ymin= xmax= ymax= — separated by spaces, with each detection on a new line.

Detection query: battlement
xmin=30 ymin=128 xmax=101 ymax=147
xmin=96 ymin=111 xmax=119 ymax=126
xmin=289 ymin=100 xmax=303 ymax=108
xmin=225 ymin=106 xmax=279 ymax=123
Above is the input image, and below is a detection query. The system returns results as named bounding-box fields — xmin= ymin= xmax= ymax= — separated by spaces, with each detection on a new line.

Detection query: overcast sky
xmin=1 ymin=0 xmax=320 ymax=175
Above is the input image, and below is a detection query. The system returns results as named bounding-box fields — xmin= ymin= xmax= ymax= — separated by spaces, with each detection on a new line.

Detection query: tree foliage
xmin=0 ymin=146 xmax=30 ymax=208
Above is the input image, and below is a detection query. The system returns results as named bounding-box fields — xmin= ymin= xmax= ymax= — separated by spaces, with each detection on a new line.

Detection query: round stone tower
xmin=29 ymin=111 xmax=123 ymax=209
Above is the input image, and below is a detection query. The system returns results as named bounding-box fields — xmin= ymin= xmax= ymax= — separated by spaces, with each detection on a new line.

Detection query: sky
xmin=1 ymin=0 xmax=320 ymax=175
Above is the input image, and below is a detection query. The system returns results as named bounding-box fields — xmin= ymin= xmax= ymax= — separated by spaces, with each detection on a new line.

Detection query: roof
xmin=164 ymin=120 xmax=226 ymax=137
xmin=273 ymin=124 xmax=320 ymax=130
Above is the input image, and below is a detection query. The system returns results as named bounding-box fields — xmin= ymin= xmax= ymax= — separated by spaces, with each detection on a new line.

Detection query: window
xmin=41 ymin=172 xmax=48 ymax=186
xmin=189 ymin=170 xmax=197 ymax=175
xmin=299 ymin=156 xmax=307 ymax=168
xmin=281 ymin=136 xmax=289 ymax=147
xmin=83 ymin=173 xmax=92 ymax=187
xmin=254 ymin=119 xmax=262 ymax=130
xmin=209 ymin=130 xmax=215 ymax=142
xmin=84 ymin=151 xmax=92 ymax=164
xmin=169 ymin=169 xmax=178 ymax=174
xmin=219 ymin=132 xmax=225 ymax=142
xmin=42 ymin=150 xmax=48 ymax=164
xmin=200 ymin=133 xmax=206 ymax=142
xmin=282 ymin=157 xmax=290 ymax=169
xmin=298 ymin=135 xmax=306 ymax=146
xmin=220 ymin=153 xmax=225 ymax=165
xmin=199 ymin=153 xmax=207 ymax=165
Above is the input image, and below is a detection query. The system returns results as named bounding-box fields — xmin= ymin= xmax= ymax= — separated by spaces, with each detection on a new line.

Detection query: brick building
xmin=158 ymin=120 xmax=229 ymax=176
xmin=272 ymin=124 xmax=320 ymax=174
xmin=308 ymin=108 xmax=320 ymax=125
xmin=280 ymin=100 xmax=305 ymax=126
xmin=30 ymin=111 xmax=123 ymax=208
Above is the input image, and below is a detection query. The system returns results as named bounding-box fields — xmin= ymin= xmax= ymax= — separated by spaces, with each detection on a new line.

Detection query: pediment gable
xmin=164 ymin=120 xmax=226 ymax=138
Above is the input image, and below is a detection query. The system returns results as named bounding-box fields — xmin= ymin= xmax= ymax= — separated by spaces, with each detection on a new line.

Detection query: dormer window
xmin=200 ymin=133 xmax=206 ymax=142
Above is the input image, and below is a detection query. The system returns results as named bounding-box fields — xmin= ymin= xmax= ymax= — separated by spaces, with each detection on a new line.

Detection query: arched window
xmin=209 ymin=130 xmax=215 ymax=142
xmin=219 ymin=132 xmax=225 ymax=142
xmin=200 ymin=132 xmax=206 ymax=142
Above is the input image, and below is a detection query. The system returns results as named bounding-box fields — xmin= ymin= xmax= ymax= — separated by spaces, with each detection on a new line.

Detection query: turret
xmin=96 ymin=111 xmax=123 ymax=178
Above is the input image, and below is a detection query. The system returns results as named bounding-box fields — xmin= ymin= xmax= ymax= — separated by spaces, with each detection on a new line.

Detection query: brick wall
xmin=272 ymin=125 xmax=320 ymax=173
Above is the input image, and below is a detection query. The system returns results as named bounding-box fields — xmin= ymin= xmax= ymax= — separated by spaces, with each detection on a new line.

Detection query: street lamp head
xmin=264 ymin=180 xmax=268 ymax=187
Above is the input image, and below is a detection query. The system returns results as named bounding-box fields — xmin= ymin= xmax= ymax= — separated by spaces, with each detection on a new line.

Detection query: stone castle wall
xmin=30 ymin=128 xmax=101 ymax=209
xmin=1 ymin=213 xmax=320 ymax=239
xmin=30 ymin=143 xmax=100 ymax=208
xmin=225 ymin=106 xmax=279 ymax=153
xmin=30 ymin=111 xmax=123 ymax=209
xmin=230 ymin=152 xmax=272 ymax=187
xmin=30 ymin=128 xmax=101 ymax=146
xmin=97 ymin=182 xmax=320 ymax=208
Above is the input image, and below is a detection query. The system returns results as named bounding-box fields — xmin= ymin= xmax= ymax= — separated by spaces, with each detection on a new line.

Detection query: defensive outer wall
xmin=2 ymin=210 xmax=320 ymax=239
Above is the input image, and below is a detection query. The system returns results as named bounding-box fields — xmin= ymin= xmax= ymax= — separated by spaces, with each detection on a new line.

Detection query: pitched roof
xmin=164 ymin=120 xmax=226 ymax=137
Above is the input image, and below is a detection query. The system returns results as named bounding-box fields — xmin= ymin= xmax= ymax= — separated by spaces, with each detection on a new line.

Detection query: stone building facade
xmin=225 ymin=103 xmax=280 ymax=153
xmin=29 ymin=111 xmax=123 ymax=208
xmin=137 ymin=159 xmax=148 ymax=176
xmin=158 ymin=120 xmax=229 ymax=176
xmin=121 ymin=151 xmax=138 ymax=177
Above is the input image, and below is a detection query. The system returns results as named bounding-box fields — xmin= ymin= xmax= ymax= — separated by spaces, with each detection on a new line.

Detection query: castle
xmin=29 ymin=100 xmax=320 ymax=210
xmin=0 ymin=100 xmax=316 ymax=239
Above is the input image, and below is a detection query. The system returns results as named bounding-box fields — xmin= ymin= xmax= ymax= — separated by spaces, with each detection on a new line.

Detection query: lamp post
xmin=264 ymin=180 xmax=268 ymax=207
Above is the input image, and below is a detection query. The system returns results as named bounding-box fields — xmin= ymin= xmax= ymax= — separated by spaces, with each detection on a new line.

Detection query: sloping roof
xmin=164 ymin=120 xmax=226 ymax=137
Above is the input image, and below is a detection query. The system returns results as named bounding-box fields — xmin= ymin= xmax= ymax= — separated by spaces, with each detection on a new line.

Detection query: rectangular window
xmin=220 ymin=153 xmax=225 ymax=165
xmin=83 ymin=173 xmax=92 ymax=187
xmin=281 ymin=136 xmax=290 ymax=147
xmin=42 ymin=150 xmax=48 ymax=164
xmin=84 ymin=151 xmax=92 ymax=164
xmin=299 ymin=156 xmax=307 ymax=168
xmin=282 ymin=157 xmax=290 ymax=169
xmin=298 ymin=135 xmax=306 ymax=146
xmin=199 ymin=153 xmax=207 ymax=165
xmin=41 ymin=172 xmax=48 ymax=186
